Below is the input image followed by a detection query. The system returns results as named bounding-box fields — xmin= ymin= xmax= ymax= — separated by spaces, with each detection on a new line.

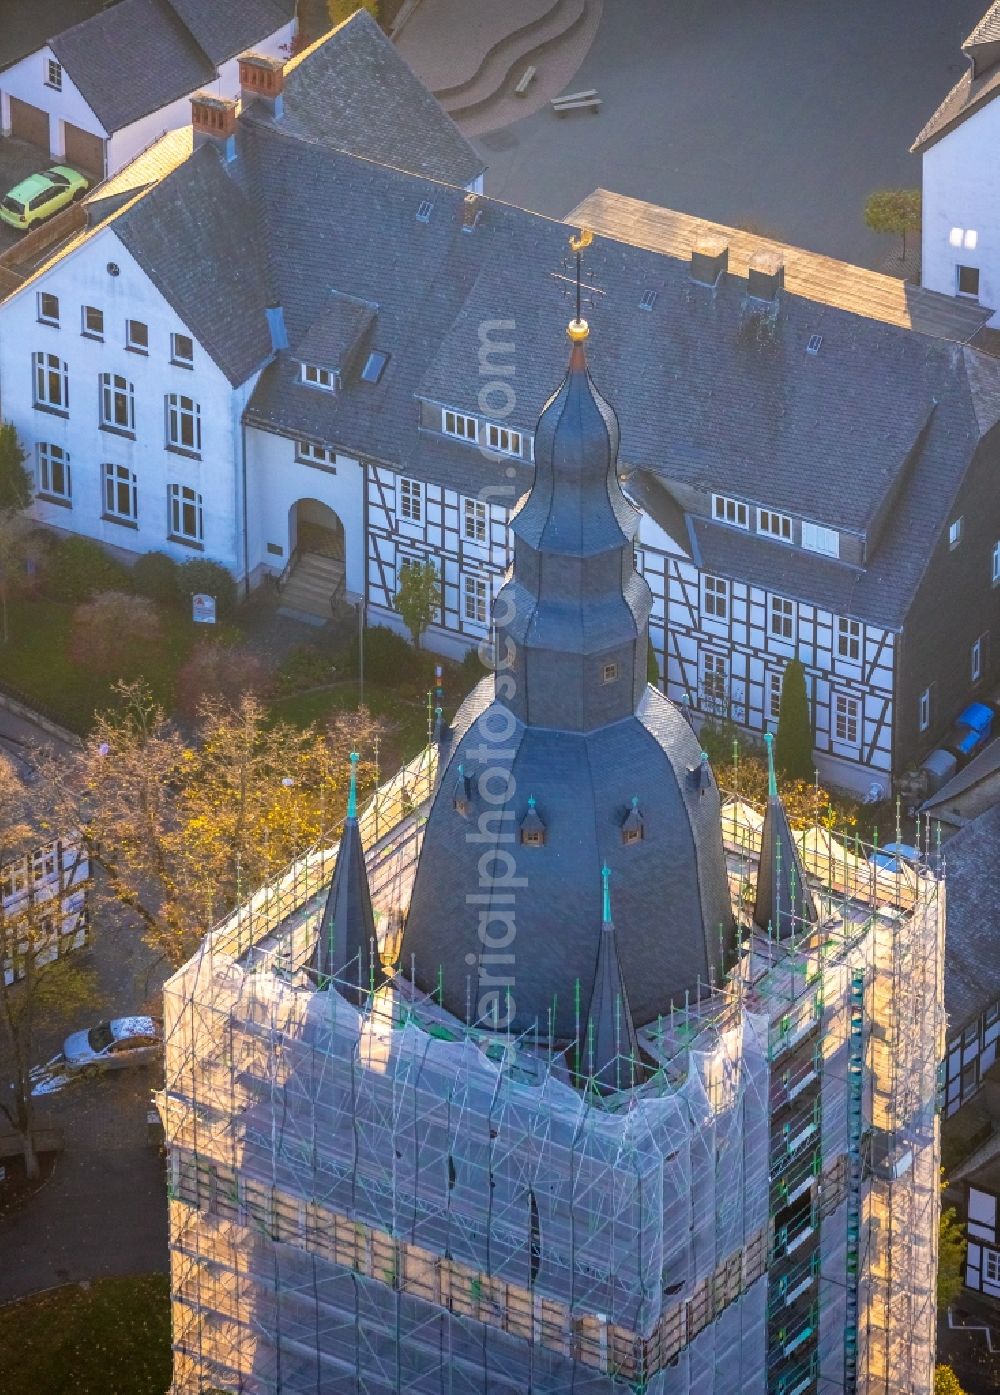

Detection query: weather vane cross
xmin=568 ymin=227 xmax=594 ymax=324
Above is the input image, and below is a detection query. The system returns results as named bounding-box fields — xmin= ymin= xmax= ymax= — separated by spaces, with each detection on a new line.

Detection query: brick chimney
xmin=191 ymin=94 xmax=238 ymax=160
xmin=238 ymin=52 xmax=285 ymax=118
xmin=747 ymin=250 xmax=784 ymax=302
xmin=690 ymin=234 xmax=728 ymax=286
xmin=460 ymin=192 xmax=484 ymax=233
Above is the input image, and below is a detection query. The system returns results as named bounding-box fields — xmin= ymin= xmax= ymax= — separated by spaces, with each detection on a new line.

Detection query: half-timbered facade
xmin=1 ymin=835 xmax=90 ymax=986
xmin=3 ymin=16 xmax=1000 ymax=799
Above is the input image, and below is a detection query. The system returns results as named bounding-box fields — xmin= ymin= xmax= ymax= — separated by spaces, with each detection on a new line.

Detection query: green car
xmin=0 ymin=165 xmax=90 ymax=232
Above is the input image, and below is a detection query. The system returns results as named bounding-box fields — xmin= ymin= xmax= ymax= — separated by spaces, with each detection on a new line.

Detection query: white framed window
xmin=464 ymin=497 xmax=487 ymax=543
xmin=168 ymin=484 xmax=204 ymax=543
xmin=300 ymin=362 xmax=335 ymax=392
xmin=125 ymin=319 xmax=148 ymax=353
xmin=99 ymin=372 xmax=134 ymax=433
xmin=37 ymin=292 xmax=59 ymax=326
xmin=834 ymin=692 xmax=860 ymax=747
xmin=171 ymin=332 xmax=194 ymax=367
xmin=972 ymin=634 xmax=986 ymax=684
xmin=700 ymin=651 xmax=728 ymax=715
xmin=769 ymin=595 xmax=795 ymax=641
xmin=712 ymin=494 xmax=749 ymax=530
xmin=768 ymin=670 xmax=782 ymax=720
xmin=950 ymin=227 xmax=978 ymax=251
xmin=918 ymin=687 xmax=931 ymax=732
xmin=295 ymin=440 xmax=334 ymax=468
xmin=801 ymin=522 xmax=839 ymax=557
xmin=957 ymin=265 xmax=981 ymax=299
xmin=102 ymin=462 xmax=137 ymax=522
xmin=486 ymin=422 xmax=521 ymax=456
xmin=400 ymin=478 xmax=422 ymax=523
xmin=82 ymin=305 xmax=103 ymax=339
xmin=603 ymin=661 xmax=620 ymax=684
xmin=701 ymin=574 xmax=728 ymax=620
xmin=46 ymin=58 xmax=62 ymax=90
xmin=993 ymin=541 xmax=1000 ymax=587
xmin=463 ymin=573 xmax=488 ymax=624
xmin=33 ymin=351 xmax=68 ymax=411
xmin=949 ymin=517 xmax=963 ymax=550
xmin=1 ymin=856 xmax=28 ymax=902
xmin=986 ymin=1249 xmax=1000 ymax=1285
xmin=165 ymin=393 xmax=201 ymax=454
xmin=758 ymin=508 xmax=792 ymax=542
xmin=443 ymin=408 xmax=477 ymax=441
xmin=37 ymin=443 xmax=71 ymax=502
xmin=31 ymin=845 xmax=57 ymax=883
xmin=837 ymin=618 xmax=861 ymax=662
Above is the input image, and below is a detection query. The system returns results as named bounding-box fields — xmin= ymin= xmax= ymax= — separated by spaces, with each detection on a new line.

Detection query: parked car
xmin=61 ymin=1015 xmax=163 ymax=1072
xmin=945 ymin=701 xmax=994 ymax=763
xmin=0 ymin=166 xmax=90 ymax=232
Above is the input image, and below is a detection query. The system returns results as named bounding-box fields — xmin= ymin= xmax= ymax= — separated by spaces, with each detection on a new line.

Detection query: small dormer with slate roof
xmin=519 ymin=796 xmax=546 ymax=847
xmin=294 ymin=291 xmax=378 ymax=395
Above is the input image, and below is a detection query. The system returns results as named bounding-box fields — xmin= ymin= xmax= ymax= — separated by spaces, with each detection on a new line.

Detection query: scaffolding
xmin=161 ymin=757 xmax=944 ymax=1395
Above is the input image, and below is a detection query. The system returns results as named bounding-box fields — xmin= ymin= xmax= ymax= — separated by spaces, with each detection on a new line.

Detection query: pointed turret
xmin=754 ymin=732 xmax=817 ymax=940
xmin=309 ymin=752 xmax=384 ymax=1003
xmin=584 ymin=865 xmax=641 ymax=1092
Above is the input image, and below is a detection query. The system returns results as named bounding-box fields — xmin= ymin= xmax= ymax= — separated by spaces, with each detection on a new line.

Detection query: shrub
xmin=70 ymin=591 xmax=161 ymax=673
xmin=0 ymin=422 xmax=31 ymax=514
xmin=363 ymin=625 xmax=419 ymax=688
xmin=48 ymin=536 xmax=130 ymax=602
xmin=176 ymin=558 xmax=237 ymax=618
xmin=934 ymin=1367 xmax=966 ymax=1395
xmin=176 ymin=640 xmax=272 ymax=717
xmin=393 ymin=559 xmax=441 ymax=649
xmin=274 ymin=645 xmax=339 ymax=696
xmin=132 ymin=551 xmax=179 ymax=604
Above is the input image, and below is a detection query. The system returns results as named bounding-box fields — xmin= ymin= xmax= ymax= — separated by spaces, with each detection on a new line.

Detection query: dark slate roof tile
xmin=293 ymin=292 xmax=377 ymax=375
xmin=164 ymin=0 xmax=294 ymax=66
xmin=943 ymin=803 xmax=1000 ymax=1032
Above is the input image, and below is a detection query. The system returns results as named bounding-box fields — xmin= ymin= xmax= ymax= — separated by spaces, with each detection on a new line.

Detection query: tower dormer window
xmin=621 ymin=796 xmax=644 ymax=845
xmin=520 ymin=796 xmax=546 ymax=846
xmin=602 ymin=662 xmax=619 ymax=684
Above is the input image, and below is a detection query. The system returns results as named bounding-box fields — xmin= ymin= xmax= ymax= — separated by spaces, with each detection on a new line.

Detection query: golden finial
xmin=567 ymin=227 xmax=594 ymax=341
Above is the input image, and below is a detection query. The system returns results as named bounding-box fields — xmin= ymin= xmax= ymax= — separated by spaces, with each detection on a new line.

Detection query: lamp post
xmin=356 ymin=599 xmax=365 ymax=708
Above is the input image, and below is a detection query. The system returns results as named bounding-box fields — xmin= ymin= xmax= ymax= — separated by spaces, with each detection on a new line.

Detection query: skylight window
xmin=806 ymin=334 xmax=823 ymax=355
xmin=416 ymin=200 xmax=434 ymax=223
xmin=639 ymin=289 xmax=658 ymax=312
xmin=361 ymin=350 xmax=389 ymax=384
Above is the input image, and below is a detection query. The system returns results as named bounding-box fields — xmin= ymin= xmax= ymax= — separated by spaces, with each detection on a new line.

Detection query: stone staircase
xmin=278 ymin=552 xmax=346 ymax=625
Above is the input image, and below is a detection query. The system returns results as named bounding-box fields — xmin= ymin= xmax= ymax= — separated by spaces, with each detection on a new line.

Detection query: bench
xmin=552 ymin=97 xmax=602 ymax=115
xmin=552 ymin=88 xmax=598 ymax=103
xmin=514 ymin=65 xmax=537 ymax=96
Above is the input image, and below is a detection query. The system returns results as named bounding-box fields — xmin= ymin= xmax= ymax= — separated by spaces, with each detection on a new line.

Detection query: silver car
xmin=61 ymin=1015 xmax=163 ymax=1072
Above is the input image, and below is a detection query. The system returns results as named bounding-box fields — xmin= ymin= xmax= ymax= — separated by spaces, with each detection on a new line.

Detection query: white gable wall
xmin=0 ymin=228 xmax=247 ymax=572
xmin=921 ymin=95 xmax=1000 ymax=326
xmin=0 ymin=45 xmax=106 ymax=155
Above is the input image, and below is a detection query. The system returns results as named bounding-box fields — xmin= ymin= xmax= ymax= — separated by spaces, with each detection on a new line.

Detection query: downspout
xmin=241 ymin=415 xmax=250 ymax=601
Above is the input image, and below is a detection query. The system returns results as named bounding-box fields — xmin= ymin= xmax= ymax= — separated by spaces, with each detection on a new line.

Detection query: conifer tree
xmin=774 ymin=658 xmax=813 ymax=781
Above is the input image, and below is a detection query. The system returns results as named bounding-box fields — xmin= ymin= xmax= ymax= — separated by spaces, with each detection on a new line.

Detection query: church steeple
xmin=493 ymin=314 xmax=653 ymax=732
xmin=309 ymin=752 xmax=384 ymax=1003
xmin=753 ymin=732 xmax=817 ymax=940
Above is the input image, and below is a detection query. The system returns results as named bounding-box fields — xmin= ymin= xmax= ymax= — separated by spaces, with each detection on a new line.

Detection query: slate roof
xmin=294 ymin=292 xmax=378 ymax=375
xmin=943 ymin=803 xmax=1000 ymax=1032
xmin=163 ymin=0 xmax=294 ymax=66
xmin=912 ymin=2 xmax=1000 ymax=153
xmin=272 ymin=11 xmax=485 ymax=188
xmin=51 ymin=0 xmax=215 ymax=134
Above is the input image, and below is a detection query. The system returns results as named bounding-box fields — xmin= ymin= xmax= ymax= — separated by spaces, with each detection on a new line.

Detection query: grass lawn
xmin=0 ymin=597 xmax=220 ymax=734
xmin=0 ymin=1274 xmax=171 ymax=1395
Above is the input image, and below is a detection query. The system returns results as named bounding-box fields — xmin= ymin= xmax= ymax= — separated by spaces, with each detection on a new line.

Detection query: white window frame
xmin=168 ymin=484 xmax=204 ymax=544
xmin=33 ymin=351 xmax=68 ymax=411
xmin=701 ymin=574 xmax=728 ymax=620
xmin=102 ymin=462 xmax=137 ymax=522
xmin=486 ymin=422 xmax=521 ymax=456
xmin=463 ymin=497 xmax=487 ymax=543
xmin=300 ymin=362 xmax=335 ymax=392
xmin=758 ymin=508 xmax=793 ymax=542
xmin=768 ymin=670 xmax=782 ymax=721
xmin=949 ymin=517 xmax=963 ymax=550
xmin=400 ymin=478 xmax=422 ymax=523
xmin=295 ymin=440 xmax=334 ymax=468
xmin=99 ymin=372 xmax=134 ymax=433
xmin=442 ymin=408 xmax=478 ymax=442
xmin=165 ymin=393 xmax=202 ymax=454
xmin=82 ymin=305 xmax=103 ymax=339
xmin=834 ymin=692 xmax=860 ymax=747
xmin=700 ymin=651 xmax=729 ymax=716
xmin=801 ymin=522 xmax=839 ymax=557
xmin=463 ymin=573 xmax=488 ymax=625
xmin=170 ymin=332 xmax=194 ymax=368
xmin=37 ymin=291 xmax=59 ymax=326
xmin=46 ymin=58 xmax=62 ymax=90
xmin=769 ymin=595 xmax=795 ymax=642
xmin=972 ymin=635 xmax=984 ymax=684
xmin=712 ymin=494 xmax=749 ymax=530
xmin=918 ymin=687 xmax=931 ymax=733
xmin=957 ymin=264 xmax=981 ymax=300
xmin=37 ymin=443 xmax=71 ymax=502
xmin=837 ymin=617 xmax=861 ymax=662
xmin=125 ymin=319 xmax=148 ymax=354
xmin=993 ymin=542 xmax=1000 ymax=587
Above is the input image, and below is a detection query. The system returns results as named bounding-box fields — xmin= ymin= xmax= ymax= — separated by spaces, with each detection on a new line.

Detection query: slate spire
xmin=753 ymin=732 xmax=817 ymax=940
xmin=584 ymin=865 xmax=641 ymax=1091
xmin=309 ymin=752 xmax=384 ymax=1002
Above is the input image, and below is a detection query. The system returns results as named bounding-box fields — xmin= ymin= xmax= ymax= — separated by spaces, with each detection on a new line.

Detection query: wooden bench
xmin=552 ymin=96 xmax=602 ymax=115
xmin=514 ymin=65 xmax=537 ymax=96
xmin=552 ymin=88 xmax=598 ymax=104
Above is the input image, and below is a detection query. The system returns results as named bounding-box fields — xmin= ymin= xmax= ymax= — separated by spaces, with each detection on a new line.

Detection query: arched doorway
xmin=281 ymin=500 xmax=348 ymax=620
xmin=290 ymin=498 xmax=345 ymax=561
